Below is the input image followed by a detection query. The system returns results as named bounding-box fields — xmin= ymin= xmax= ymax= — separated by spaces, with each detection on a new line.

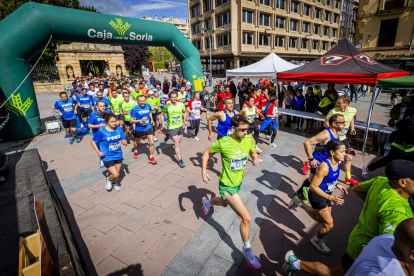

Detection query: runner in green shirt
xmin=108 ymin=86 xmax=124 ymax=126
xmin=281 ymin=159 xmax=414 ymax=276
xmin=119 ymin=90 xmax=136 ymax=142
xmin=161 ymin=91 xmax=187 ymax=168
xmin=201 ymin=114 xmax=262 ymax=270
xmin=130 ymin=84 xmax=143 ymax=101
xmin=146 ymin=90 xmax=161 ymax=140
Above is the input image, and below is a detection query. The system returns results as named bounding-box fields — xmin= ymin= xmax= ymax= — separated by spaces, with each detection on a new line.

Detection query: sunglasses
xmin=235 ymin=127 xmax=248 ymax=132
xmin=336 ymin=121 xmax=346 ymax=124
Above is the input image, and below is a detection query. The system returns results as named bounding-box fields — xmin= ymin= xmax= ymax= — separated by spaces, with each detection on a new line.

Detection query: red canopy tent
xmin=277 ymin=39 xmax=410 ymax=85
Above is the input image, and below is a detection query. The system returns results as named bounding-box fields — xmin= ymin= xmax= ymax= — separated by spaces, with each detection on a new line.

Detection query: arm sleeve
xmin=130 ymin=108 xmax=135 ymax=118
xmin=92 ymin=130 xmax=102 ymax=143
xmin=87 ymin=114 xmax=94 ymax=125
xmin=210 ymin=140 xmax=221 ymax=153
xmin=297 ymin=97 xmax=305 ymax=106
xmin=266 ymin=105 xmax=274 ymax=115
xmin=53 ymin=102 xmax=59 ymax=110
xmin=188 ymin=100 xmax=194 ymax=111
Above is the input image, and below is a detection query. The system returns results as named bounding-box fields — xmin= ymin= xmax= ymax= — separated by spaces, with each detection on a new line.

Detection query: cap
xmin=148 ymin=90 xmax=154 ymax=95
xmin=385 ymin=160 xmax=414 ymax=180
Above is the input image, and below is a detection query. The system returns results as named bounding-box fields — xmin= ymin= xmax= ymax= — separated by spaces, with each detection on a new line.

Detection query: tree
xmin=122 ymin=46 xmax=151 ymax=74
xmin=149 ymin=47 xmax=179 ymax=64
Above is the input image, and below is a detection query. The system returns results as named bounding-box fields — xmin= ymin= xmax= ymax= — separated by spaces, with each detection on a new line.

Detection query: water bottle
xmin=384 ymin=142 xmax=391 ymax=156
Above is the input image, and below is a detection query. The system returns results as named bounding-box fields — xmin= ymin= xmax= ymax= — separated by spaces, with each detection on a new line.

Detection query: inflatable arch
xmin=0 ymin=3 xmax=204 ymax=140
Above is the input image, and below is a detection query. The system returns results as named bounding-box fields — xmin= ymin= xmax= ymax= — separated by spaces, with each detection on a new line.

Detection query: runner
xmin=288 ymin=140 xmax=347 ymax=255
xmin=201 ymin=114 xmax=262 ymax=270
xmin=146 ymin=90 xmax=160 ymax=142
xmin=208 ymin=98 xmax=238 ymax=141
xmin=130 ymin=95 xmax=157 ymax=163
xmin=130 ymin=84 xmax=141 ymax=101
xmin=294 ymin=114 xmax=345 ymax=203
xmin=93 ymin=91 xmax=112 ymax=113
xmin=76 ymin=88 xmax=93 ymax=132
xmin=324 ymin=95 xmax=358 ymax=185
xmin=187 ymin=91 xmax=208 ymax=141
xmin=260 ymin=97 xmax=279 ymax=147
xmin=119 ymin=90 xmax=136 ymax=142
xmin=91 ymin=113 xmax=127 ymax=191
xmin=282 ymin=159 xmax=414 ymax=276
xmin=108 ymin=86 xmax=124 ymax=126
xmin=177 ymin=85 xmax=187 ymax=105
xmin=239 ymin=96 xmax=264 ymax=153
xmin=54 ymin=92 xmax=80 ymax=144
xmin=87 ymin=101 xmax=107 ymax=167
xmin=213 ymin=85 xmax=233 ymax=111
xmin=162 ymin=91 xmax=187 ymax=167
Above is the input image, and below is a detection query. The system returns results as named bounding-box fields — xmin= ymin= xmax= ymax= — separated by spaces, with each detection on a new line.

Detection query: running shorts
xmin=116 ymin=114 xmax=123 ymax=121
xmin=167 ymin=127 xmax=183 ymax=137
xmin=103 ymin=158 xmax=123 ymax=168
xmin=308 ymin=190 xmax=332 ymax=209
xmin=341 ymin=251 xmax=355 ymax=272
xmin=80 ymin=109 xmax=92 ymax=118
xmin=219 ymin=181 xmax=242 ymax=200
xmin=134 ymin=128 xmax=154 ymax=138
xmin=124 ymin=121 xmax=131 ymax=127
xmin=341 ymin=138 xmax=351 ymax=150
xmin=61 ymin=118 xmax=77 ymax=129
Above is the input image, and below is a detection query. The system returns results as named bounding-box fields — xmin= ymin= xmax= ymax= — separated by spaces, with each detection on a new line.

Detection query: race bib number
xmin=172 ymin=116 xmax=181 ymax=123
xmin=230 ymin=157 xmax=247 ymax=171
xmin=181 ymin=98 xmax=186 ymax=103
xmin=109 ymin=142 xmax=120 ymax=151
xmin=338 ymin=128 xmax=348 ymax=136
xmin=140 ymin=118 xmax=149 ymax=125
xmin=83 ymin=104 xmax=90 ymax=109
xmin=247 ymin=114 xmax=255 ymax=121
xmin=64 ymin=107 xmax=73 ymax=112
xmin=193 ymin=103 xmax=201 ymax=110
xmin=326 ymin=181 xmax=336 ymax=193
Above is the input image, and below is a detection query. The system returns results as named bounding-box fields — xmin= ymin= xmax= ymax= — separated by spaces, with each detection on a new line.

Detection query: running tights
xmin=266 ymin=121 xmax=277 ymax=143
xmin=249 ymin=121 xmax=259 ymax=144
xmin=189 ymin=119 xmax=201 ymax=136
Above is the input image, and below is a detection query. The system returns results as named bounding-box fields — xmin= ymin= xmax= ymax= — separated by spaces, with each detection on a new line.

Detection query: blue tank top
xmin=313 ymin=128 xmax=340 ymax=162
xmin=217 ymin=110 xmax=236 ymax=137
xmin=319 ymin=160 xmax=340 ymax=193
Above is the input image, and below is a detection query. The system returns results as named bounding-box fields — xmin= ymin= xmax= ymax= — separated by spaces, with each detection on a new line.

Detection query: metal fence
xmin=30 ymin=64 xmax=60 ymax=83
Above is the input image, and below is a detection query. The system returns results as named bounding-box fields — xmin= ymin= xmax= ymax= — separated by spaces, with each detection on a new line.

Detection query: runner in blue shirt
xmin=88 ymin=101 xmax=107 ymax=168
xmin=76 ymin=88 xmax=93 ymax=131
xmin=93 ymin=91 xmax=112 ymax=113
xmin=91 ymin=113 xmax=127 ymax=191
xmin=54 ymin=92 xmax=80 ymax=144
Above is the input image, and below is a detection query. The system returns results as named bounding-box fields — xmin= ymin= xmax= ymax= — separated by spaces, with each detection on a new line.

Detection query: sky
xmin=79 ymin=0 xmax=189 ymax=21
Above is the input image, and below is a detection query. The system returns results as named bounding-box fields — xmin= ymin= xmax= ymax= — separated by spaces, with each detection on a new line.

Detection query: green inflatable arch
xmin=0 ymin=3 xmax=204 ymax=140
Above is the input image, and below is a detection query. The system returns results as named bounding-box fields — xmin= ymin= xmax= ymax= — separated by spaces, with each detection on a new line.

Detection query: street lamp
xmin=199 ymin=17 xmax=213 ymax=86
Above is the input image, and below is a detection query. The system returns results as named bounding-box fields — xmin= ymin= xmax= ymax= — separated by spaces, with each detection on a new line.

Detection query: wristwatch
xmin=308 ymin=158 xmax=314 ymax=161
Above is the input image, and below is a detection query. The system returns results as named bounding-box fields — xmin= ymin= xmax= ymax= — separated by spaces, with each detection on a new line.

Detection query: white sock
xmin=297 ymin=202 xmax=303 ymax=208
xmin=314 ymin=236 xmax=320 ymax=242
xmin=243 ymin=241 xmax=251 ymax=248
xmin=292 ymin=259 xmax=301 ymax=270
xmin=134 ymin=150 xmax=138 ymax=153
xmin=149 ymin=155 xmax=153 ymax=158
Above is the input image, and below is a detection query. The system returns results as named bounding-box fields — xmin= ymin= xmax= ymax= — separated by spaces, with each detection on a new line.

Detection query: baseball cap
xmin=148 ymin=90 xmax=154 ymax=95
xmin=385 ymin=160 xmax=414 ymax=180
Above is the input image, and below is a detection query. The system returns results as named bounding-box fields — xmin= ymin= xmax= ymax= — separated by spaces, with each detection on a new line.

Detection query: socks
xmin=292 ymin=259 xmax=301 ymax=270
xmin=134 ymin=150 xmax=138 ymax=153
xmin=149 ymin=155 xmax=153 ymax=158
xmin=345 ymin=171 xmax=351 ymax=179
xmin=243 ymin=241 xmax=251 ymax=248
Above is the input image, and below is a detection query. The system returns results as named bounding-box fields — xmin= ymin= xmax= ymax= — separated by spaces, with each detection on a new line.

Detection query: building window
xmin=385 ymin=0 xmax=406 ymax=9
xmin=204 ymin=0 xmax=212 ymax=12
xmin=290 ymin=20 xmax=298 ymax=31
xmin=378 ymin=18 xmax=399 ymax=47
xmin=259 ymin=13 xmax=271 ymax=26
xmin=291 ymin=1 xmax=299 ymax=13
xmin=304 ymin=5 xmax=311 ymax=16
xmin=192 ymin=23 xmax=201 ymax=34
xmin=289 ymin=37 xmax=298 ymax=48
xmin=333 ymin=14 xmax=338 ymax=23
xmin=276 ymin=17 xmax=286 ymax=29
xmin=216 ymin=0 xmax=229 ymax=7
xmin=312 ymin=40 xmax=319 ymax=49
xmin=323 ymin=26 xmax=329 ymax=36
xmin=335 ymin=0 xmax=340 ymax=8
xmin=240 ymin=60 xmax=248 ymax=67
xmin=242 ymin=10 xmax=254 ymax=24
xmin=205 ymin=38 xmax=211 ymax=49
xmin=332 ymin=28 xmax=337 ymax=37
xmin=191 ymin=5 xmax=200 ymax=18
xmin=315 ymin=0 xmax=320 ymax=2
xmin=322 ymin=41 xmax=327 ymax=50
xmin=331 ymin=43 xmax=336 ymax=49
xmin=276 ymin=0 xmax=286 ymax=9
xmin=301 ymin=39 xmax=308 ymax=49
xmin=259 ymin=34 xmax=270 ymax=46
xmin=242 ymin=32 xmax=254 ymax=45
xmin=326 ymin=0 xmax=331 ymax=6
xmin=324 ymin=11 xmax=330 ymax=21
xmin=313 ymin=24 xmax=320 ymax=34
xmin=218 ymin=33 xmax=231 ymax=46
xmin=275 ymin=36 xmax=285 ymax=47
xmin=193 ymin=40 xmax=202 ymax=50
xmin=205 ymin=18 xmax=212 ymax=30
xmin=303 ymin=22 xmax=310 ymax=33
xmin=315 ymin=8 xmax=321 ymax=19
xmin=260 ymin=0 xmax=271 ymax=6
xmin=216 ymin=11 xmax=231 ymax=27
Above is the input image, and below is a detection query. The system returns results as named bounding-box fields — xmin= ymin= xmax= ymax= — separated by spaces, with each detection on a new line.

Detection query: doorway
xmin=80 ymin=60 xmax=109 ymax=77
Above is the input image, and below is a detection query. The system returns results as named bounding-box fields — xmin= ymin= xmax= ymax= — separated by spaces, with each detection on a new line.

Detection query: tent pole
xmin=275 ymin=76 xmax=280 ymax=132
xmin=362 ymin=85 xmax=380 ymax=155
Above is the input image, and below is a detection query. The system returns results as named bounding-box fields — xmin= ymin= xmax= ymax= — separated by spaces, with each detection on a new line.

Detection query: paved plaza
xmin=2 ymin=87 xmax=393 ymax=276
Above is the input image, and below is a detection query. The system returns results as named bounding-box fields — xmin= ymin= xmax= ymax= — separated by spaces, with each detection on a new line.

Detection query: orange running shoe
xmin=134 ymin=151 xmax=138 ymax=159
xmin=345 ymin=178 xmax=359 ymax=186
xmin=302 ymin=161 xmax=310 ymax=175
xmin=148 ymin=156 xmax=157 ymax=164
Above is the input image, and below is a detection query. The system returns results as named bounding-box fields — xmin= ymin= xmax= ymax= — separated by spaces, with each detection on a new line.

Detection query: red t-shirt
xmin=245 ymin=95 xmax=260 ymax=107
xmin=258 ymin=95 xmax=268 ymax=111
xmin=217 ymin=92 xmax=232 ymax=111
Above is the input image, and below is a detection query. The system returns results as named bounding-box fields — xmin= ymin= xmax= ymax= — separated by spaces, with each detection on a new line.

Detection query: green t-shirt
xmin=210 ymin=135 xmax=255 ymax=187
xmin=130 ymin=90 xmax=143 ymax=101
xmin=120 ymin=100 xmax=137 ymax=121
xmin=326 ymin=107 xmax=357 ymax=140
xmin=108 ymin=96 xmax=124 ymax=115
xmin=146 ymin=97 xmax=161 ymax=114
xmin=346 ymin=176 xmax=414 ymax=259
xmin=162 ymin=102 xmax=185 ymax=129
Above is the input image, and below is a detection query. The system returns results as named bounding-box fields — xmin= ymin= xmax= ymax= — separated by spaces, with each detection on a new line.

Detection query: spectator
xmin=303 ymin=86 xmax=318 ymax=132
xmin=350 ymin=84 xmax=359 ymax=103
xmin=282 ymin=84 xmax=294 ymax=127
xmin=324 ymin=83 xmax=338 ymax=106
xmin=238 ymin=79 xmax=248 ymax=111
xmin=388 ymin=97 xmax=412 ymax=127
xmin=292 ymin=88 xmax=305 ymax=131
xmin=360 ymin=84 xmax=368 ymax=99
xmin=391 ymin=93 xmax=398 ymax=107
xmin=163 ymin=80 xmax=170 ymax=95
xmin=69 ymin=81 xmax=82 ymax=97
xmin=229 ymin=80 xmax=237 ymax=103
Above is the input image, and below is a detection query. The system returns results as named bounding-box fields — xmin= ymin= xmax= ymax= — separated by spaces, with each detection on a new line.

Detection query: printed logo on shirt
xmin=106 ymin=134 xmax=121 ymax=141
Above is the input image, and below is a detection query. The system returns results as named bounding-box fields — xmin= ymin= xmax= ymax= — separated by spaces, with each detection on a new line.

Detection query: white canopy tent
xmin=226 ymin=52 xmax=299 ymax=78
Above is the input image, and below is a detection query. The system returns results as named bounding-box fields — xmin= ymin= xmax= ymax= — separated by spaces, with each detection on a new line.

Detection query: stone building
xmin=141 ymin=16 xmax=190 ymax=39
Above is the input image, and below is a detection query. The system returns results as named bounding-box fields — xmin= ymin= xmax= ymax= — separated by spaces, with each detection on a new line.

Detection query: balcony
xmin=384 ymin=0 xmax=405 ymax=9
xmin=377 ymin=33 xmax=396 ymax=47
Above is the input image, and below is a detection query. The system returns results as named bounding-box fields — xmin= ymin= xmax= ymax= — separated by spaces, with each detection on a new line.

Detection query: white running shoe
xmin=270 ymin=143 xmax=277 ymax=147
xmin=105 ymin=178 xmax=112 ymax=191
xmin=202 ymin=196 xmax=210 ymax=216
xmin=288 ymin=196 xmax=301 ymax=210
xmin=310 ymin=237 xmax=331 ymax=254
xmin=255 ymin=146 xmax=263 ymax=153
xmin=112 ymin=183 xmax=121 ymax=191
xmin=298 ymin=127 xmax=302 ymax=131
xmin=362 ymin=165 xmax=369 ymax=179
xmin=154 ymin=137 xmax=158 ymax=142
xmin=184 ymin=126 xmax=188 ymax=134
xmin=193 ymin=136 xmax=200 ymax=141
xmin=294 ymin=126 xmax=299 ymax=130
xmin=100 ymin=160 xmax=104 ymax=168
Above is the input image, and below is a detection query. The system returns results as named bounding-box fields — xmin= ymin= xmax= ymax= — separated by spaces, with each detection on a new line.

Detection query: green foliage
xmin=149 ymin=47 xmax=178 ymax=63
xmin=153 ymin=62 xmax=169 ymax=71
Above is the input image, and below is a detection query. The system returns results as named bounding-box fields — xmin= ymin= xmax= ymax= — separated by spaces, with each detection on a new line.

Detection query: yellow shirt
xmin=326 ymin=107 xmax=357 ymax=140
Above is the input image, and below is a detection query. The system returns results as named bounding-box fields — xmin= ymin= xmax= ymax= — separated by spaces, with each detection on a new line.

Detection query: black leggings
xmin=189 ymin=119 xmax=201 ymax=136
xmin=266 ymin=121 xmax=277 ymax=143
xmin=248 ymin=121 xmax=259 ymax=144
xmin=368 ymin=145 xmax=414 ymax=172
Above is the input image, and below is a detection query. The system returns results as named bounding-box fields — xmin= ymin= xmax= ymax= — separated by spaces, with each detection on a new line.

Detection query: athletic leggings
xmin=266 ymin=121 xmax=277 ymax=143
xmin=248 ymin=120 xmax=259 ymax=144
xmin=189 ymin=119 xmax=201 ymax=136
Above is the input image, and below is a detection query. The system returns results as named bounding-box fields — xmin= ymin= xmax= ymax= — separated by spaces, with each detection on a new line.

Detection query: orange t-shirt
xmin=139 ymin=87 xmax=149 ymax=97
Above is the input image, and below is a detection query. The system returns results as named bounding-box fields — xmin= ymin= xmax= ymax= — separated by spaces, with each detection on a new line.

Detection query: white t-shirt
xmin=188 ymin=99 xmax=202 ymax=120
xmin=400 ymin=107 xmax=407 ymax=119
xmin=345 ymin=235 xmax=405 ymax=276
